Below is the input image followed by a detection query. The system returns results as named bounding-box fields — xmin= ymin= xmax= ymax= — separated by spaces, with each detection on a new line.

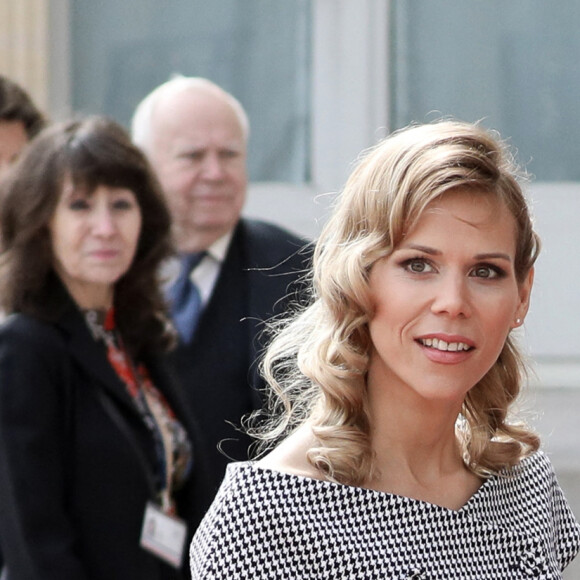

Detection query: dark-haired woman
xmin=0 ymin=117 xmax=213 ymax=579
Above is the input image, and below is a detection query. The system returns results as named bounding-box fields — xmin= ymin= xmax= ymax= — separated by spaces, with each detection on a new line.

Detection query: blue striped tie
xmin=169 ymin=252 xmax=206 ymax=344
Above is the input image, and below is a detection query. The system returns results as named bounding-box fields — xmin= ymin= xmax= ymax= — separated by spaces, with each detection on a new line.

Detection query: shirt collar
xmin=205 ymin=229 xmax=234 ymax=264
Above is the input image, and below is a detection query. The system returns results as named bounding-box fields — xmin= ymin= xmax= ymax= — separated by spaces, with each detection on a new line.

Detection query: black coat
xmin=168 ymin=218 xmax=312 ymax=484
xmin=0 ymin=289 xmax=214 ymax=580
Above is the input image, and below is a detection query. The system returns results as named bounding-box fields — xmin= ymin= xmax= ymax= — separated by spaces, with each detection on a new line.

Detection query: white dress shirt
xmin=163 ymin=230 xmax=233 ymax=308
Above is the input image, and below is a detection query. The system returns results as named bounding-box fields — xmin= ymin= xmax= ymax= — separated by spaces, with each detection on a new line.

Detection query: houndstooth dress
xmin=190 ymin=451 xmax=580 ymax=579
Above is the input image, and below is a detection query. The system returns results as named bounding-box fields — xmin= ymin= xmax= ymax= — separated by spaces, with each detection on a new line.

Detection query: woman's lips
xmin=415 ymin=334 xmax=476 ymax=364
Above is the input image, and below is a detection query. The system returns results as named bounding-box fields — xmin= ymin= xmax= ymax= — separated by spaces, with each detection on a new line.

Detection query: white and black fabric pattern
xmin=190 ymin=451 xmax=580 ymax=579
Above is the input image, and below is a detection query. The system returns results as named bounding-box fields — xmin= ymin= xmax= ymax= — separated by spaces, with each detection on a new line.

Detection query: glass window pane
xmin=71 ymin=0 xmax=312 ymax=183
xmin=390 ymin=1 xmax=580 ymax=181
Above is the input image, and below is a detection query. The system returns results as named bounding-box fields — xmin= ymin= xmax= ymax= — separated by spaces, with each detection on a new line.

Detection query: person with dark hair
xmin=0 ymin=75 xmax=46 ymax=179
xmin=0 ymin=116 xmax=213 ymax=579
xmin=190 ymin=120 xmax=580 ymax=578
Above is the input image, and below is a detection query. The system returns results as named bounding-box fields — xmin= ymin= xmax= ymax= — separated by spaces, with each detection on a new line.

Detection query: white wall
xmin=523 ymin=183 xmax=580 ymax=387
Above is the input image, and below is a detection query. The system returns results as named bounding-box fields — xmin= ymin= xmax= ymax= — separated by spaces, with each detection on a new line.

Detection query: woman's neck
xmin=58 ymin=275 xmax=114 ymax=310
xmin=365 ymin=385 xmax=481 ymax=510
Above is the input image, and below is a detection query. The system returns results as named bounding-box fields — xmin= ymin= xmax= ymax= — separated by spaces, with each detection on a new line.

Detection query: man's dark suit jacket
xmin=168 ymin=218 xmax=312 ymax=486
xmin=0 ymin=284 xmax=214 ymax=580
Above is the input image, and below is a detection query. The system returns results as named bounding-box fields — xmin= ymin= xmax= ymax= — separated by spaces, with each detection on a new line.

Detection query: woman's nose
xmin=430 ymin=274 xmax=472 ymax=318
xmin=92 ymin=207 xmax=117 ymax=236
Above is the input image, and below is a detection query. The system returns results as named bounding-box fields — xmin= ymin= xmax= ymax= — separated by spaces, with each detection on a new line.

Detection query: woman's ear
xmin=512 ymin=267 xmax=534 ymax=328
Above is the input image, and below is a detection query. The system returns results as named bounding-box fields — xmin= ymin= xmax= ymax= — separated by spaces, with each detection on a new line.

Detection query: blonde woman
xmin=190 ymin=120 xmax=580 ymax=579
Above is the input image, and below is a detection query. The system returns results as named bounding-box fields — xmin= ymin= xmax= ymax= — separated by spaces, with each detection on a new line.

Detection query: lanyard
xmin=85 ymin=309 xmax=176 ymax=513
xmin=107 ymin=338 xmax=176 ymax=513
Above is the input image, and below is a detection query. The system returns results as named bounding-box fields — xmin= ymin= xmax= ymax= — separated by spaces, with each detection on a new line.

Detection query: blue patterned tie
xmin=169 ymin=252 xmax=206 ymax=344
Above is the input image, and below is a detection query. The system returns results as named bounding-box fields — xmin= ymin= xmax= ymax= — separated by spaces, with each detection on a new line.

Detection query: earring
xmin=515 ymin=318 xmax=522 ymax=325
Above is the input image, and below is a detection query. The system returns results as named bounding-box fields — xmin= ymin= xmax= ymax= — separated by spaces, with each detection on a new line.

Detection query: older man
xmin=132 ymin=77 xmax=310 ymax=484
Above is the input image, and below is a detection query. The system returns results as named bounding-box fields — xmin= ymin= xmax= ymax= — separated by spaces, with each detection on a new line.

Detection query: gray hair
xmin=131 ymin=75 xmax=250 ymax=152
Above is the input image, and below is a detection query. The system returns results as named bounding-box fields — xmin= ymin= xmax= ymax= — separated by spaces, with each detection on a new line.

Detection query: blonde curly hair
xmin=251 ymin=120 xmax=540 ymax=485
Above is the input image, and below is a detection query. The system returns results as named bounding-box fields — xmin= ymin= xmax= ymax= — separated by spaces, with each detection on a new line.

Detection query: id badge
xmin=140 ymin=502 xmax=188 ymax=568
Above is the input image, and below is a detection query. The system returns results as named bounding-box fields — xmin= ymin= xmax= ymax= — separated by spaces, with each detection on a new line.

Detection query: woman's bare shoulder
xmin=256 ymin=424 xmax=323 ymax=481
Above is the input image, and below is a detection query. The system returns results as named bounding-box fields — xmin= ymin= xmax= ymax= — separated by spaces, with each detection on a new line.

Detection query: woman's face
xmin=366 ymin=188 xmax=533 ymax=408
xmin=50 ymin=181 xmax=142 ymax=309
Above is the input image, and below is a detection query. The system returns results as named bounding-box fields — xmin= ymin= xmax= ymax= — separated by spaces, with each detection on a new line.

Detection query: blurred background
xmin=2 ymin=0 xmax=580 ymax=574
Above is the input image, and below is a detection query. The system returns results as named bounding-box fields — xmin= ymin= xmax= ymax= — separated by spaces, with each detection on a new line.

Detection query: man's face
xmin=147 ymin=89 xmax=247 ymax=252
xmin=0 ymin=120 xmax=28 ymax=180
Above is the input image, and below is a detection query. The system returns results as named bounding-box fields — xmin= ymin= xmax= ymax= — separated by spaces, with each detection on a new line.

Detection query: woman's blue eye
xmin=404 ymin=258 xmax=433 ymax=273
xmin=471 ymin=265 xmax=505 ymax=279
xmin=475 ymin=267 xmax=492 ymax=278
